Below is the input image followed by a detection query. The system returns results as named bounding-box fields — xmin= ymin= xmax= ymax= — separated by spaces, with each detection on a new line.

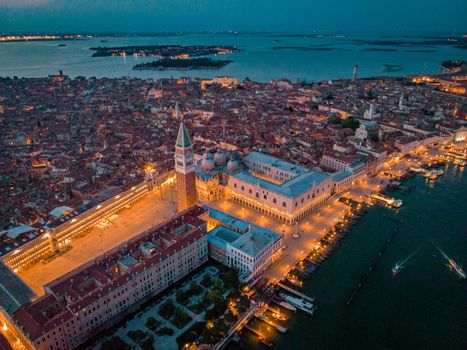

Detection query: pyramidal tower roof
xmin=176 ymin=121 xmax=192 ymax=148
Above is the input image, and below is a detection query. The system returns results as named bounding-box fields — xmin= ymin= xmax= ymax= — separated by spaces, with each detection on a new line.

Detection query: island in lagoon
xmin=90 ymin=44 xmax=242 ymax=57
xmin=441 ymin=60 xmax=467 ymax=73
xmin=133 ymin=57 xmax=232 ymax=70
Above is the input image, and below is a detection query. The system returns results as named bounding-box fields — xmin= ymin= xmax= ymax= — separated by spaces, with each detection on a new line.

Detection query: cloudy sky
xmin=0 ymin=0 xmax=465 ymax=33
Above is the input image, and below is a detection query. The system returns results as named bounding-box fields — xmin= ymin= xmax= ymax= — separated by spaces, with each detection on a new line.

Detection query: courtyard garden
xmin=98 ymin=264 xmax=252 ymax=350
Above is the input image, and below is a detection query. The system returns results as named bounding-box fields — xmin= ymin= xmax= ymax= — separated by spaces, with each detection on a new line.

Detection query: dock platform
xmin=256 ymin=314 xmax=287 ymax=333
xmin=277 ymin=282 xmax=315 ymax=303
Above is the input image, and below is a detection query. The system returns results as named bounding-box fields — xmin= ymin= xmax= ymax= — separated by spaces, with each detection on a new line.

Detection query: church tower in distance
xmin=174 ymin=119 xmax=197 ymax=212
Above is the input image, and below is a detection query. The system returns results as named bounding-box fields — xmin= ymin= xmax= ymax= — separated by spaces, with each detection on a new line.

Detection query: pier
xmin=346 ymin=227 xmax=399 ymax=305
xmin=266 ymin=305 xmax=289 ymax=320
xmin=400 ymin=184 xmax=416 ymax=194
xmin=244 ymin=325 xmax=273 ymax=347
xmin=277 ymin=282 xmax=315 ymax=303
xmin=383 ymin=215 xmax=403 ymax=224
xmin=272 ymin=299 xmax=297 ymax=312
xmin=370 ymin=193 xmax=403 ymax=208
xmin=255 ymin=314 xmax=288 ymax=333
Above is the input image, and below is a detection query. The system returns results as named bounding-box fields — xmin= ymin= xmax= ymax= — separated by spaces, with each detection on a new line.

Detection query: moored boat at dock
xmin=280 ymin=293 xmax=317 ymax=315
xmin=276 ymin=300 xmax=297 ymax=312
xmin=453 ymin=158 xmax=466 ymax=166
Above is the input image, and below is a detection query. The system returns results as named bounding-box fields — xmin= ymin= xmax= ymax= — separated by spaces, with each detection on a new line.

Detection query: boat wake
xmin=432 ymin=241 xmax=466 ymax=279
xmin=392 ymin=245 xmax=422 ymax=276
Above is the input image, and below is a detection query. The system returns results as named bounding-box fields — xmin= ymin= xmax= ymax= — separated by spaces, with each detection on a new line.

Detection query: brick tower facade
xmin=175 ymin=120 xmax=197 ymax=212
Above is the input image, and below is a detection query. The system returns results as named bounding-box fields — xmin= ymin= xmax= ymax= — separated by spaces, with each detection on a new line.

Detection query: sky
xmin=0 ymin=0 xmax=466 ymax=34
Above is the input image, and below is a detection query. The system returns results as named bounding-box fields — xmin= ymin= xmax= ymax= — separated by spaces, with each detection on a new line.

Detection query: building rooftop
xmin=1 ymin=224 xmax=36 ymax=240
xmin=176 ymin=121 xmax=192 ymax=148
xmin=233 ymin=151 xmax=331 ymax=198
xmin=229 ymin=227 xmax=281 ymax=258
xmin=244 ymin=151 xmax=309 ymax=176
xmin=0 ymin=262 xmax=36 ymax=314
xmin=331 ymin=170 xmax=353 ymax=182
xmin=232 ymin=170 xmax=330 ymax=198
xmin=206 ymin=207 xmax=281 ymax=257
xmin=48 ymin=205 xmax=74 ymax=218
xmin=207 ymin=226 xmax=242 ymax=250
xmin=206 ymin=207 xmax=250 ymax=232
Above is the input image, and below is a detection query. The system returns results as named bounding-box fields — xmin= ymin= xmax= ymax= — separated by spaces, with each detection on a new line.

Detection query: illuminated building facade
xmin=206 ymin=208 xmax=282 ymax=282
xmin=453 ymin=127 xmax=467 ymax=143
xmin=1 ymin=182 xmax=151 ymax=273
xmin=195 ymin=149 xmax=237 ymax=203
xmin=228 ymin=152 xmax=332 ymax=223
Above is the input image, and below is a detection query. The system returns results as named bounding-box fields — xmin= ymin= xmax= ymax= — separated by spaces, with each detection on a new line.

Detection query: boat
xmin=424 ymin=171 xmax=438 ymax=180
xmin=448 ymin=259 xmax=466 ymax=279
xmin=270 ymin=311 xmax=289 ymax=321
xmin=409 ymin=166 xmax=425 ymax=173
xmin=392 ymin=263 xmax=403 ymax=276
xmin=433 ymin=243 xmax=466 ymax=279
xmin=280 ymin=294 xmax=316 ymax=315
xmin=383 ymin=64 xmax=404 ymax=72
xmin=370 ymin=193 xmax=403 ymax=208
xmin=278 ymin=301 xmax=297 ymax=312
xmin=391 ymin=247 xmax=421 ymax=276
xmin=453 ymin=159 xmax=466 ymax=166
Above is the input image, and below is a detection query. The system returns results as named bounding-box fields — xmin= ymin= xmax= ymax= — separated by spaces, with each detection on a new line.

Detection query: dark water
xmin=240 ymin=164 xmax=467 ymax=350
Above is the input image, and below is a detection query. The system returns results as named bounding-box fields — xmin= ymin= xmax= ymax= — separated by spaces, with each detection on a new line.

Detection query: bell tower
xmin=175 ymin=119 xmax=197 ymax=212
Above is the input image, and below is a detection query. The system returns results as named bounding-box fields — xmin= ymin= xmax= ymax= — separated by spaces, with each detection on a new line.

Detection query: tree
xmin=221 ymin=268 xmax=239 ymax=289
xmin=342 ymin=117 xmax=360 ymax=131
xmin=201 ymin=274 xmax=212 ymax=288
xmin=330 ymin=115 xmax=341 ymax=124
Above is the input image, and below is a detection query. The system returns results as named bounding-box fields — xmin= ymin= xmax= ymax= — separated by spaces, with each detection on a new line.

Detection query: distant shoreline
xmin=0 ymin=37 xmax=90 ymax=44
xmin=90 ymin=44 xmax=242 ymax=58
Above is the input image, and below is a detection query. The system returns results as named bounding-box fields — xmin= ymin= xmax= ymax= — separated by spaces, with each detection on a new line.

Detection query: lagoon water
xmin=0 ymin=33 xmax=466 ymax=82
xmin=237 ymin=164 xmax=467 ymax=350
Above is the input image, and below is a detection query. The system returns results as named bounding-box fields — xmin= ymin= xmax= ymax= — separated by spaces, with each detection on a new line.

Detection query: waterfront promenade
xmin=211 ymin=144 xmax=448 ymax=282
